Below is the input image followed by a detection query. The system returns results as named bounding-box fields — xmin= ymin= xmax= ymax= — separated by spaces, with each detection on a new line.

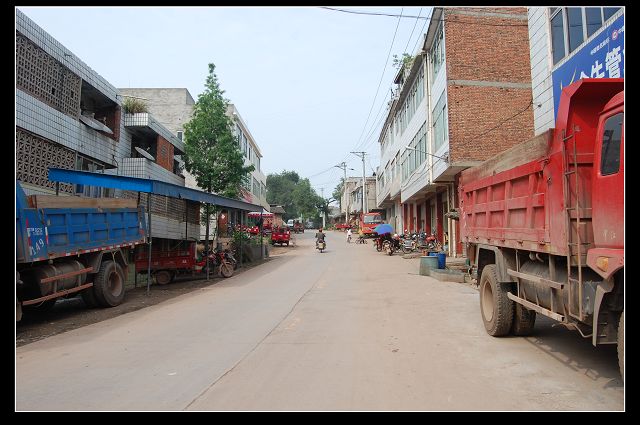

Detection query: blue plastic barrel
xmin=436 ymin=252 xmax=446 ymax=269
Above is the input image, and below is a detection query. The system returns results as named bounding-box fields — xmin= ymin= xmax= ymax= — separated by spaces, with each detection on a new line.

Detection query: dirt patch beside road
xmin=16 ymin=255 xmax=280 ymax=348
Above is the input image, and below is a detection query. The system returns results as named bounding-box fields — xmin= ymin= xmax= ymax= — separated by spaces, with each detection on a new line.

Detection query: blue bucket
xmin=429 ymin=251 xmax=446 ymax=269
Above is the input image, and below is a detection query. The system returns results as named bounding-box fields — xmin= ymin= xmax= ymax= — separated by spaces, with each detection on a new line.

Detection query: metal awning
xmin=48 ymin=167 xmax=263 ymax=211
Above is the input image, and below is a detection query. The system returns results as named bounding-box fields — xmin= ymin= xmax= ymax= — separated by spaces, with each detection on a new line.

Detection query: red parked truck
xmin=359 ymin=211 xmax=384 ymax=237
xmin=459 ymin=79 xmax=624 ymax=376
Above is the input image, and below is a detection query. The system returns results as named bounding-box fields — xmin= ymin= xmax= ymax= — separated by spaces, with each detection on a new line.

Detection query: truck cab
xmin=360 ymin=212 xmax=383 ymax=236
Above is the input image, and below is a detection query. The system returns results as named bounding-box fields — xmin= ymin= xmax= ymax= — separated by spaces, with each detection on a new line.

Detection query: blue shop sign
xmin=552 ymin=14 xmax=624 ymax=119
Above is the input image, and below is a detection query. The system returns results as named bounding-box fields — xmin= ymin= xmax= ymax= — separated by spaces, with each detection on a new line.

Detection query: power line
xmin=359 ymin=11 xmax=432 ymax=155
xmin=468 ymin=99 xmax=533 ymax=141
xmin=402 ymin=7 xmax=423 ymax=56
xmin=319 ymin=7 xmax=529 ymax=27
xmin=351 ymin=7 xmax=404 ymax=153
xmin=306 ymin=166 xmax=336 ymax=179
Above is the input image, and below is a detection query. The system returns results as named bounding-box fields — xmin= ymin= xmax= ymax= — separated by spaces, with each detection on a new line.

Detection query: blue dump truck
xmin=16 ymin=182 xmax=147 ymax=321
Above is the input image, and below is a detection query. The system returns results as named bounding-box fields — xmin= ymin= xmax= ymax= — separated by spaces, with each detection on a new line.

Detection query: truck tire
xmin=479 ymin=264 xmax=514 ymax=336
xmin=93 ymin=260 xmax=125 ymax=307
xmin=155 ymin=270 xmax=172 ymax=285
xmin=511 ymin=303 xmax=536 ymax=336
xmin=618 ymin=312 xmax=624 ymax=380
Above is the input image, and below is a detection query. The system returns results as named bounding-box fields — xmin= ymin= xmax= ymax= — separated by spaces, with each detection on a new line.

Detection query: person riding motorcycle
xmin=315 ymin=228 xmax=326 ymax=248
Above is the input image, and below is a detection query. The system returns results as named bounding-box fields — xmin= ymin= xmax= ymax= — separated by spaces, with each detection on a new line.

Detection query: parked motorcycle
xmin=210 ymin=247 xmax=234 ymax=278
xmin=401 ymin=234 xmax=417 ymax=254
xmin=424 ymin=231 xmax=442 ymax=251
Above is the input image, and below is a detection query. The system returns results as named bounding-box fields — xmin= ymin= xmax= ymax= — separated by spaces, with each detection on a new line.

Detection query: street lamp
xmin=404 ymin=145 xmax=448 ymax=162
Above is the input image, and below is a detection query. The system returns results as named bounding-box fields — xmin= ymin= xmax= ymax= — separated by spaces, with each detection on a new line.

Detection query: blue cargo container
xmin=16 ymin=182 xmax=146 ymax=321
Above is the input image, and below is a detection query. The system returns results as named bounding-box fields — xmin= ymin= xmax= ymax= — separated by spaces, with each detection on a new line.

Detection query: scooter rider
xmin=315 ymin=227 xmax=326 ymax=248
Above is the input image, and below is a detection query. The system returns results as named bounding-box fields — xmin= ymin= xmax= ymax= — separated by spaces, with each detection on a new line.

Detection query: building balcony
xmin=114 ymin=157 xmax=185 ymax=186
xmin=124 ymin=113 xmax=185 ymax=154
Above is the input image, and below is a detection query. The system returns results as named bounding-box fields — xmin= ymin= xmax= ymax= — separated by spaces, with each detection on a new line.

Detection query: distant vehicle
xmin=359 ymin=212 xmax=384 ymax=236
xmin=286 ymin=219 xmax=294 ymax=228
xmin=271 ymin=226 xmax=291 ymax=246
xmin=293 ymin=220 xmax=304 ymax=233
xmin=305 ymin=222 xmax=314 ymax=229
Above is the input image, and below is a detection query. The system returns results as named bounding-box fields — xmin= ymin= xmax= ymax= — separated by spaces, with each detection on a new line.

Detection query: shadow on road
xmin=522 ymin=316 xmax=622 ymax=388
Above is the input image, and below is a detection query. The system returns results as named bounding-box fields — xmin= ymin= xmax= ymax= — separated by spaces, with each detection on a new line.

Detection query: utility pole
xmin=335 ymin=162 xmax=348 ymax=224
xmin=351 ymin=152 xmax=367 ymax=214
xmin=320 ymin=187 xmax=326 ymax=229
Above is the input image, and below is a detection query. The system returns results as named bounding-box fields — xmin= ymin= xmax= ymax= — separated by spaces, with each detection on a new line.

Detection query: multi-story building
xmin=119 ymin=89 xmax=269 ymax=238
xmin=342 ymin=177 xmax=377 ymax=225
xmin=527 ymin=6 xmax=623 ymax=135
xmin=376 ymin=7 xmax=534 ymax=256
xmin=16 ymin=9 xmax=200 ymax=250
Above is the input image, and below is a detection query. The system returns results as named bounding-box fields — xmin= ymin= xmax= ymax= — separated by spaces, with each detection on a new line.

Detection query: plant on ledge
xmin=122 ymin=97 xmax=149 ymax=114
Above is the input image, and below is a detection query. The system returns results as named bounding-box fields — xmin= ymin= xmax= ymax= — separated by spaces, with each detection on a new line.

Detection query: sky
xmin=18 ymin=6 xmax=432 ymax=202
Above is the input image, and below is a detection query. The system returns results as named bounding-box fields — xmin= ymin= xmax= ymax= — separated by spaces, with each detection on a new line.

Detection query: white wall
xmin=528 ymin=7 xmax=555 ymax=135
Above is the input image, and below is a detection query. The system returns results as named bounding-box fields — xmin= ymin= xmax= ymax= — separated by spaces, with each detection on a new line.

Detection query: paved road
xmin=16 ymin=230 xmax=624 ymax=411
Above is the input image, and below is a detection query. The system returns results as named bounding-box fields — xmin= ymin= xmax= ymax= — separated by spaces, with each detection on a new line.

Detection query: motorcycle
xmin=316 ymin=239 xmax=326 ymax=253
xmin=210 ymin=247 xmax=234 ymax=278
xmin=424 ymin=231 xmax=442 ymax=251
xmin=401 ymin=233 xmax=418 ymax=254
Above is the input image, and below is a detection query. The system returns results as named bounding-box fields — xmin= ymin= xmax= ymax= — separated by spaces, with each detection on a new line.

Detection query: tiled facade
xmin=15 ymin=9 xmax=198 ymax=242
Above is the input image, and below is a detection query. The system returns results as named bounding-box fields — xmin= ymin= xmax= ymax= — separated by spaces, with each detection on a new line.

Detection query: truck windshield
xmin=364 ymin=215 xmax=382 ymax=224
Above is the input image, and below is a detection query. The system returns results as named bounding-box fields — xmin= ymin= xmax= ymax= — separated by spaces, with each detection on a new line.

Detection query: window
xmin=432 ymin=92 xmax=448 ymax=153
xmin=549 ymin=7 xmax=623 ymax=65
xmin=177 ymin=130 xmax=183 ymax=142
xmin=603 ymin=7 xmax=621 ymax=21
xmin=430 ymin=23 xmax=444 ymax=78
xmin=550 ymin=9 xmax=566 ymax=64
xmin=567 ymin=8 xmax=584 ymax=53
xmin=585 ymin=8 xmax=603 ymax=37
xmin=600 ymin=113 xmax=623 ymax=175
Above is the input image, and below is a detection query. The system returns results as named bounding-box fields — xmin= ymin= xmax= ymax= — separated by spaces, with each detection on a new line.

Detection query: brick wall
xmin=444 ymin=7 xmax=534 ymax=162
xmin=156 ymin=135 xmax=174 ymax=172
xmin=447 ymin=85 xmax=534 ymax=162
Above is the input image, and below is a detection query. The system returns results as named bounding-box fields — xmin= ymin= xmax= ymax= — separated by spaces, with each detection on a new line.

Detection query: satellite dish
xmin=135 ymin=146 xmax=155 ymax=161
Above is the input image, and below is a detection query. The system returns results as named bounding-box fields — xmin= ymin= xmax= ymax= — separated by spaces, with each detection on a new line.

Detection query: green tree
xmin=392 ymin=53 xmax=414 ymax=70
xmin=183 ymin=63 xmax=254 ymax=199
xmin=332 ymin=177 xmax=344 ymax=210
xmin=266 ymin=170 xmax=323 ymax=221
xmin=183 ymin=63 xmax=254 ymax=248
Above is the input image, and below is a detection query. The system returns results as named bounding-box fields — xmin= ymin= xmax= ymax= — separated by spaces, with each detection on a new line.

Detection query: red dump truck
xmin=459 ymin=79 xmax=624 ymax=377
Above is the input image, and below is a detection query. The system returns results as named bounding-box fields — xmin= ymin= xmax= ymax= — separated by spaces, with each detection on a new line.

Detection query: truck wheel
xmin=155 ymin=270 xmax=172 ymax=285
xmin=479 ymin=264 xmax=514 ymax=336
xmin=93 ymin=260 xmax=125 ymax=307
xmin=618 ymin=312 xmax=624 ymax=380
xmin=511 ymin=303 xmax=536 ymax=336
xmin=220 ymin=261 xmax=233 ymax=278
